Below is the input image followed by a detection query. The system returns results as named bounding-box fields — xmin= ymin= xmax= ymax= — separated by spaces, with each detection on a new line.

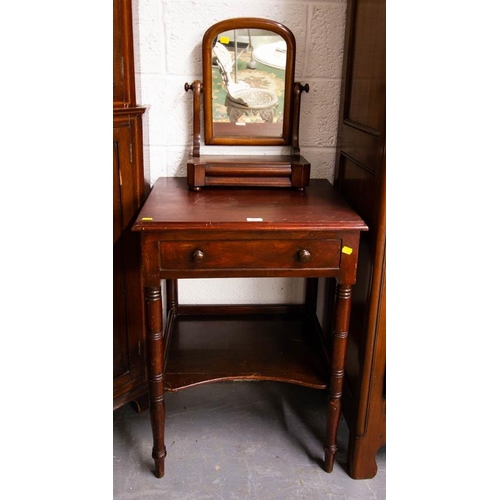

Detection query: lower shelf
xmin=164 ymin=310 xmax=329 ymax=392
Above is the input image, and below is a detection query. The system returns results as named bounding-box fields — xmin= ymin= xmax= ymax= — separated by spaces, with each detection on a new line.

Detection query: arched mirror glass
xmin=203 ymin=18 xmax=296 ymax=146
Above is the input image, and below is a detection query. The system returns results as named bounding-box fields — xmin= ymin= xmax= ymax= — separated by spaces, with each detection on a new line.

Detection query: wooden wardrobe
xmin=334 ymin=0 xmax=386 ymax=479
xmin=113 ymin=0 xmax=150 ymax=411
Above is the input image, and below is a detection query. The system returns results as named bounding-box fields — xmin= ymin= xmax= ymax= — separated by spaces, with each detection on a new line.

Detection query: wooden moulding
xmin=187 ymin=155 xmax=311 ymax=190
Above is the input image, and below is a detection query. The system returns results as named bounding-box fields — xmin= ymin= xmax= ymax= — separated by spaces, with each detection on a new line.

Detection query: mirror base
xmin=187 ymin=155 xmax=310 ymax=190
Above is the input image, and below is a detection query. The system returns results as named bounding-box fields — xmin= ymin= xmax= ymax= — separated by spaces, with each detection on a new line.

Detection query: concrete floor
xmin=113 ymin=382 xmax=386 ymax=499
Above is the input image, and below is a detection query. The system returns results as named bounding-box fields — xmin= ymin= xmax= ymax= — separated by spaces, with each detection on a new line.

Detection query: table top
xmin=132 ymin=177 xmax=368 ymax=233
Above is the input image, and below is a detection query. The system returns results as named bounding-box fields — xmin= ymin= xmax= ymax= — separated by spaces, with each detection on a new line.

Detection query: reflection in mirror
xmin=211 ymin=29 xmax=285 ymax=137
xmin=202 ymin=19 xmax=295 ymax=146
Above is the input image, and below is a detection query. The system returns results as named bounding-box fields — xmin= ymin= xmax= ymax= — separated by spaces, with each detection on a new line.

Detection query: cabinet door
xmin=113 ymin=116 xmax=147 ymax=408
xmin=334 ymin=0 xmax=386 ymax=479
xmin=114 ymin=129 xmax=127 ymax=380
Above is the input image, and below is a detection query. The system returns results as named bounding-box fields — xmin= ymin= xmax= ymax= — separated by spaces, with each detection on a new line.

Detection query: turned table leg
xmin=324 ymin=282 xmax=352 ymax=472
xmin=145 ymin=285 xmax=166 ymax=478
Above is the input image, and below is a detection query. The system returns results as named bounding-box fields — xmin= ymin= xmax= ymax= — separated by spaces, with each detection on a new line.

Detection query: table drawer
xmin=159 ymin=239 xmax=341 ymax=271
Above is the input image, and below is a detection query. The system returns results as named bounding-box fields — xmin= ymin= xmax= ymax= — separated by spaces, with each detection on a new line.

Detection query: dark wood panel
xmin=113 ymin=111 xmax=147 ymax=226
xmin=336 ymin=125 xmax=383 ymax=174
xmin=113 ymin=216 xmax=130 ymax=379
xmin=344 ymin=0 xmax=386 ymax=133
xmin=337 ymin=154 xmax=377 ymax=227
xmin=113 ymin=139 xmax=123 ymax=244
xmin=113 ymin=0 xmax=136 ymax=108
xmin=113 ymin=0 xmax=125 ymax=104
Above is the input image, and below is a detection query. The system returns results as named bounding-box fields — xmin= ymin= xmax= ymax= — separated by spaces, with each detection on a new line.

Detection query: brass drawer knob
xmin=192 ymin=249 xmax=204 ymax=262
xmin=297 ymin=249 xmax=311 ymax=263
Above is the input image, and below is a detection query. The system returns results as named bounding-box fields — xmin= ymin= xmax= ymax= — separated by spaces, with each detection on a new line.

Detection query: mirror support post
xmin=291 ymin=82 xmax=309 ymax=156
xmin=185 ymin=81 xmax=203 ymax=158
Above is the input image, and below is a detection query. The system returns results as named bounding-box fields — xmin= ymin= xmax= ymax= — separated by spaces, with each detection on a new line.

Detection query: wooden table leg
xmin=324 ymin=282 xmax=352 ymax=472
xmin=145 ymin=285 xmax=166 ymax=478
xmin=166 ymin=279 xmax=178 ymax=316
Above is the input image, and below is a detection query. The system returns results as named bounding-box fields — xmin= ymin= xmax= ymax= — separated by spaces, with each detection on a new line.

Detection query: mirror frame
xmin=202 ymin=18 xmax=296 ymax=146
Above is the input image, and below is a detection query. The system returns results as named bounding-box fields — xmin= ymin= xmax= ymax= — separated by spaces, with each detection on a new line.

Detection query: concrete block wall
xmin=133 ymin=0 xmax=346 ymax=305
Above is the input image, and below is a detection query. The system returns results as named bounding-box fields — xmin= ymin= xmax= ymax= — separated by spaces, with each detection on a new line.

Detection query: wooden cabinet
xmin=113 ymin=0 xmax=149 ymax=411
xmin=334 ymin=0 xmax=386 ymax=479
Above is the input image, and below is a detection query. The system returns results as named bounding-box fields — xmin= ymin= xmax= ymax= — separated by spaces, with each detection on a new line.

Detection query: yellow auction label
xmin=342 ymin=246 xmax=353 ymax=255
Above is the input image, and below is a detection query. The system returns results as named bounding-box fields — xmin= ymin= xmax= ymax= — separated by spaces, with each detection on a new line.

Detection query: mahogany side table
xmin=132 ymin=177 xmax=367 ymax=478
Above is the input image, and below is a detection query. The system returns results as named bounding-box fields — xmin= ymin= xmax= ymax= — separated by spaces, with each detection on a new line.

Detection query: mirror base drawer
xmin=187 ymin=155 xmax=310 ymax=190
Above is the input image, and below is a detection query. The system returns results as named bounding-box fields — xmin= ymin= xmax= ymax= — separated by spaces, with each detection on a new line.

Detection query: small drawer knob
xmin=297 ymin=249 xmax=311 ymax=263
xmin=192 ymin=249 xmax=204 ymax=262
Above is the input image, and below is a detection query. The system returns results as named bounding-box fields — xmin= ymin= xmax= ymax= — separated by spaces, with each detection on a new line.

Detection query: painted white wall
xmin=133 ymin=0 xmax=346 ymax=305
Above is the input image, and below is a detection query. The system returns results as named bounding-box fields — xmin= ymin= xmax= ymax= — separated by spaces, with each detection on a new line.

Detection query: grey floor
xmin=114 ymin=382 xmax=386 ymax=499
